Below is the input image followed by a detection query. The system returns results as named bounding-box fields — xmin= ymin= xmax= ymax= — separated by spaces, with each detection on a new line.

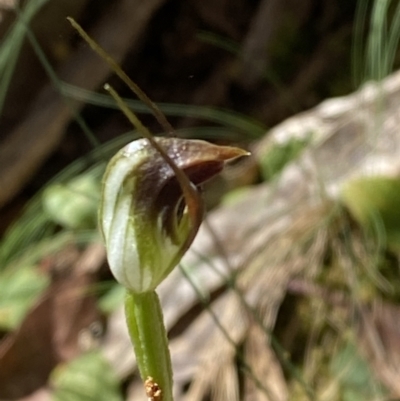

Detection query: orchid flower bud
xmin=99 ymin=137 xmax=247 ymax=293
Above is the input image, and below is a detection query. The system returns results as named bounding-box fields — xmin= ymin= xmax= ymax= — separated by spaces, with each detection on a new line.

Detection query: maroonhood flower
xmin=99 ymin=137 xmax=248 ymax=293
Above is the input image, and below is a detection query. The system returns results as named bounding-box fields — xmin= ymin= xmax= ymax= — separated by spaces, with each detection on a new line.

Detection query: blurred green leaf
xmin=259 ymin=135 xmax=311 ymax=180
xmin=51 ymin=351 xmax=123 ymax=401
xmin=42 ymin=173 xmax=100 ymax=230
xmin=221 ymin=186 xmax=253 ymax=206
xmin=341 ymin=177 xmax=400 ymax=251
xmin=330 ymin=343 xmax=385 ymax=401
xmin=98 ymin=284 xmax=125 ymax=314
xmin=0 ymin=267 xmax=49 ymax=330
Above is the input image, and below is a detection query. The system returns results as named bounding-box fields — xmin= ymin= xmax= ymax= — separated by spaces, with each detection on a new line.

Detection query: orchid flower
xmin=99 ymin=137 xmax=247 ymax=293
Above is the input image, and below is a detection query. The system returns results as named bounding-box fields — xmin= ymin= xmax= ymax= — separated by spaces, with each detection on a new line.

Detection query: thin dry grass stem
xmin=337 ymin=227 xmax=400 ymax=395
xmin=180 ymin=292 xmax=246 ymax=401
xmin=297 ymin=212 xmax=365 ymax=382
xmin=67 ymin=17 xmax=176 ymax=137
xmin=226 ymin=201 xmax=368 ymax=400
xmin=238 ymin=201 xmax=335 ymax=310
xmin=185 ymin=355 xmax=239 ymax=401
xmin=214 ymin=197 xmax=393 ymax=400
xmin=348 ymin=228 xmax=392 ymax=294
xmin=203 ymin=217 xmax=236 ymax=274
xmin=183 ymin=372 xmax=209 ymax=401
xmin=180 ymin=202 xmax=336 ymax=401
xmin=180 ymin=260 xmax=298 ymax=401
xmin=186 ymin=204 xmax=337 ymax=401
xmin=244 ymin=325 xmax=288 ymax=401
xmin=358 ymin=301 xmax=400 ymax=396
xmin=278 ymin=204 xmax=400 ymax=398
xmin=210 ymin=359 xmax=239 ymax=401
xmin=328 ymin=212 xmax=393 ymax=312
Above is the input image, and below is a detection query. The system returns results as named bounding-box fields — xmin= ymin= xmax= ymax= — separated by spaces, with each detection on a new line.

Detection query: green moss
xmin=259 ymin=134 xmax=312 ymax=180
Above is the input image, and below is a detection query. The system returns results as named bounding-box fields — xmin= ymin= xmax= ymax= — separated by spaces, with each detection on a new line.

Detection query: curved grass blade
xmin=60 ymin=82 xmax=266 ymax=139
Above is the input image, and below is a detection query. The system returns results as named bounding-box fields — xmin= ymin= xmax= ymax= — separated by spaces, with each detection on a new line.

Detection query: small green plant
xmin=68 ymin=18 xmax=248 ymax=401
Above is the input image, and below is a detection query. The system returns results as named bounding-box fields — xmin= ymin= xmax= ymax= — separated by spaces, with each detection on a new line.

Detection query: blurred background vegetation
xmin=1 ymin=0 xmax=400 ymax=400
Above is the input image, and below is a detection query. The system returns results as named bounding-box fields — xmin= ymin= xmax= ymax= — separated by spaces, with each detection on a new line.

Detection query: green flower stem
xmin=125 ymin=290 xmax=173 ymax=401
